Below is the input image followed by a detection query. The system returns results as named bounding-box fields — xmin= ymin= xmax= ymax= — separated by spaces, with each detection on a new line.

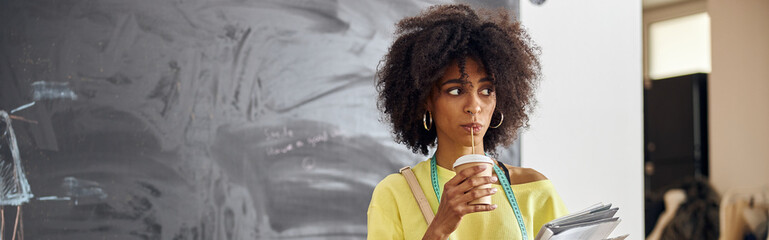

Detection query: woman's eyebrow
xmin=439 ymin=77 xmax=493 ymax=87
xmin=439 ymin=79 xmax=465 ymax=87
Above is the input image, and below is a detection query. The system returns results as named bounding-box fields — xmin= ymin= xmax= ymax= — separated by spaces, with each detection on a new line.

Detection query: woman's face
xmin=428 ymin=57 xmax=496 ymax=150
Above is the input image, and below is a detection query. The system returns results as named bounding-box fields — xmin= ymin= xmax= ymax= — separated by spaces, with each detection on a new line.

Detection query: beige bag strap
xmin=399 ymin=166 xmax=435 ymax=225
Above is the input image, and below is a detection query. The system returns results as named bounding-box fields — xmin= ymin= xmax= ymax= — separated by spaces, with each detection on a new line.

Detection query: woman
xmin=368 ymin=4 xmax=568 ymax=240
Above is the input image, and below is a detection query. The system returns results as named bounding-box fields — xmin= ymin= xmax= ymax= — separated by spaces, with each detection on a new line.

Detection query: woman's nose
xmin=465 ymin=107 xmax=480 ymax=115
xmin=464 ymin=98 xmax=482 ymax=116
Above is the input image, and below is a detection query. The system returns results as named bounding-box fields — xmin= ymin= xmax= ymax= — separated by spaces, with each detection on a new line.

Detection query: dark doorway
xmin=643 ymin=73 xmax=709 ymax=235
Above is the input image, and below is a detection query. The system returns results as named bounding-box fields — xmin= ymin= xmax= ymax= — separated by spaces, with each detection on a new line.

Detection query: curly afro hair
xmin=376 ymin=4 xmax=541 ymax=156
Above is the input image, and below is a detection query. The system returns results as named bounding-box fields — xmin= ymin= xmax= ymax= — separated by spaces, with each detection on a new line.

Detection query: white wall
xmin=708 ymin=0 xmax=769 ymax=194
xmin=520 ymin=1 xmax=644 ymax=239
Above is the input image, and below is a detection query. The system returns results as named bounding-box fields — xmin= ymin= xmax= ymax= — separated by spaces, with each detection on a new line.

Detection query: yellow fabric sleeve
xmin=367 ymin=174 xmax=405 ymax=240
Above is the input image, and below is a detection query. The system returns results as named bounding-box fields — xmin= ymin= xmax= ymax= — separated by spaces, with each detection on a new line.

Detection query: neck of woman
xmin=434 ymin=141 xmax=485 ymax=171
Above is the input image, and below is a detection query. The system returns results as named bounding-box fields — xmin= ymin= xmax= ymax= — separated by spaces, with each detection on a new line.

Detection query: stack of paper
xmin=535 ymin=203 xmax=628 ymax=240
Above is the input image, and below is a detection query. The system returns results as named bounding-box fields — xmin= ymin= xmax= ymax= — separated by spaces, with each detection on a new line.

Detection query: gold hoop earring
xmin=490 ymin=112 xmax=504 ymax=129
xmin=423 ymin=111 xmax=432 ymax=131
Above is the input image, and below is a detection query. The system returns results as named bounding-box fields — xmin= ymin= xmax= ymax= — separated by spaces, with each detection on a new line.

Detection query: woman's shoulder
xmin=502 ymin=163 xmax=548 ymax=185
xmin=375 ymin=172 xmax=408 ymax=190
xmin=370 ymin=173 xmax=406 ymax=203
xmin=374 ymin=160 xmax=431 ymax=189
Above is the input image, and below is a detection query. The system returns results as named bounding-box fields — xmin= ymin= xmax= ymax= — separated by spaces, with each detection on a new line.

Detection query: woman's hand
xmin=422 ymin=165 xmax=498 ymax=240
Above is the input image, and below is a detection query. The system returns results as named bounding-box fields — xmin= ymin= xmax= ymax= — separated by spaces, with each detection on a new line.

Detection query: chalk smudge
xmin=31 ymin=81 xmax=77 ymax=101
xmin=61 ymin=176 xmax=108 ymax=206
xmin=10 ymin=102 xmax=35 ymax=114
xmin=212 ymin=119 xmax=415 ymax=237
xmin=37 ymin=196 xmax=71 ymax=201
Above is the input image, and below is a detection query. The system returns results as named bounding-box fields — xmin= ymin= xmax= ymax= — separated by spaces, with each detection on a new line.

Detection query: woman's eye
xmin=448 ymin=88 xmax=460 ymax=96
xmin=480 ymin=88 xmax=492 ymax=96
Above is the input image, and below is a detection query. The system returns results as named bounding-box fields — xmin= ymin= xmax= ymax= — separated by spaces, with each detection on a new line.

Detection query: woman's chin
xmin=454 ymin=137 xmax=485 ymax=150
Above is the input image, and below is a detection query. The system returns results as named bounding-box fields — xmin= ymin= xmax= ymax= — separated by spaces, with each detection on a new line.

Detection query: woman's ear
xmin=425 ymin=87 xmax=437 ymax=112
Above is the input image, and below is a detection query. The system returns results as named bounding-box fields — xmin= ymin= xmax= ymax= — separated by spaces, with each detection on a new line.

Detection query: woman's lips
xmin=461 ymin=124 xmax=482 ymax=134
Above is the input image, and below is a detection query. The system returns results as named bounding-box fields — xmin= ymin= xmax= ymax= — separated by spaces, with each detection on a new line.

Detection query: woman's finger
xmin=455 ymin=175 xmax=497 ymax=193
xmin=445 ymin=165 xmax=488 ymax=187
xmin=449 ymin=187 xmax=498 ymax=207
xmin=465 ymin=204 xmax=498 ymax=214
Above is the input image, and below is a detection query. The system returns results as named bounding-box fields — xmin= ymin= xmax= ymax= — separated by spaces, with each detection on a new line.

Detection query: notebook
xmin=535 ymin=203 xmax=628 ymax=240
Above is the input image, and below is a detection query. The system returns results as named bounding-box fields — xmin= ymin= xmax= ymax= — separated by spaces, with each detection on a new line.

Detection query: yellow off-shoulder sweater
xmin=367 ymin=159 xmax=568 ymax=240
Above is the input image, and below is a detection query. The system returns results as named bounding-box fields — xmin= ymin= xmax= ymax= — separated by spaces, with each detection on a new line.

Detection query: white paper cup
xmin=453 ymin=154 xmax=494 ymax=205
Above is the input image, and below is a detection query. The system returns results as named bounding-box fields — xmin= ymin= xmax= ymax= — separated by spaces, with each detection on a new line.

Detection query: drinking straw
xmin=471 ymin=115 xmax=475 ymax=154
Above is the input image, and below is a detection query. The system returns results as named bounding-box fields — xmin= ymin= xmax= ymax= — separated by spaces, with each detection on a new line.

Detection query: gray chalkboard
xmin=0 ymin=0 xmax=519 ymax=239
